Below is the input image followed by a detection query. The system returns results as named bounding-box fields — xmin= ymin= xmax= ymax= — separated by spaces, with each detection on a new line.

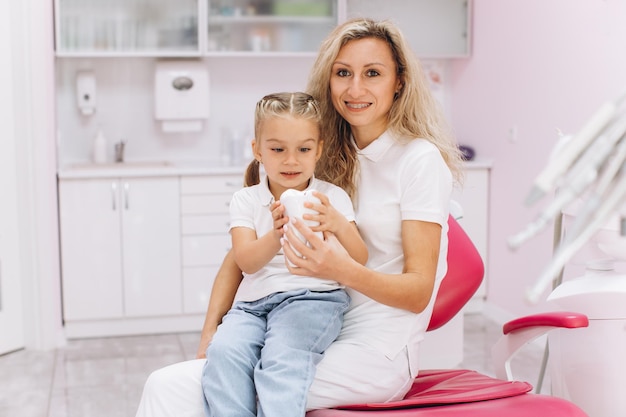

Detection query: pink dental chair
xmin=307 ymin=216 xmax=589 ymax=417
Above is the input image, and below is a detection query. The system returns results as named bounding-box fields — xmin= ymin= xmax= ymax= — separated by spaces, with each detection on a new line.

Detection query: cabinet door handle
xmin=124 ymin=182 xmax=130 ymax=210
xmin=111 ymin=182 xmax=117 ymax=210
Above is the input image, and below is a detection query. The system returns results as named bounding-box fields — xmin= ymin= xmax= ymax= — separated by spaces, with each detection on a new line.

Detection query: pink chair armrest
xmin=503 ymin=312 xmax=589 ymax=335
xmin=492 ymin=312 xmax=588 ymax=381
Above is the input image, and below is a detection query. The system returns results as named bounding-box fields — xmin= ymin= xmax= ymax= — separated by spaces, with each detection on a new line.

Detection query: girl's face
xmin=330 ymin=37 xmax=402 ymax=148
xmin=252 ymin=115 xmax=323 ymax=199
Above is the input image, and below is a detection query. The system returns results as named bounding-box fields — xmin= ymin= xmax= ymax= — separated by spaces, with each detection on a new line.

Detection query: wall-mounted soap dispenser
xmin=76 ymin=71 xmax=97 ymax=116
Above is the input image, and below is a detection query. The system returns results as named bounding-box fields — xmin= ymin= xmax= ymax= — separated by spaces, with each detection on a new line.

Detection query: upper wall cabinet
xmin=346 ymin=0 xmax=471 ymax=58
xmin=206 ymin=0 xmax=337 ymax=55
xmin=54 ymin=0 xmax=337 ymax=57
xmin=54 ymin=0 xmax=470 ymax=58
xmin=55 ymin=0 xmax=201 ymax=57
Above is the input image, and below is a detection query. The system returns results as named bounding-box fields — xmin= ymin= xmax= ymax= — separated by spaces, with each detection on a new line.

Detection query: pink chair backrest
xmin=427 ymin=215 xmax=485 ymax=331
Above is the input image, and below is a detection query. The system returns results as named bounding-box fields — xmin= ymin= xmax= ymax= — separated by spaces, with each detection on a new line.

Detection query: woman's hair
xmin=244 ymin=92 xmax=322 ymax=187
xmin=307 ymin=18 xmax=464 ymax=198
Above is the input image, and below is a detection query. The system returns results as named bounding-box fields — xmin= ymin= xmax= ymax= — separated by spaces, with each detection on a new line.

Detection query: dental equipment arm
xmin=509 ymin=118 xmax=626 ymax=250
xmin=524 ymin=92 xmax=626 ymax=206
xmin=525 ymin=162 xmax=626 ymax=303
xmin=564 ymin=137 xmax=626 ymax=240
xmin=512 ymin=91 xmax=626 ymax=304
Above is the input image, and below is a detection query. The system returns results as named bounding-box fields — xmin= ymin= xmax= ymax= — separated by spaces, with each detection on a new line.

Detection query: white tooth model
xmin=510 ymin=91 xmax=626 ymax=417
xmin=280 ymin=189 xmax=323 ymax=265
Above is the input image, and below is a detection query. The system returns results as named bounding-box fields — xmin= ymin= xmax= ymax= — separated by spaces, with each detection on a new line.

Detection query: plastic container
xmin=92 ymin=129 xmax=107 ymax=164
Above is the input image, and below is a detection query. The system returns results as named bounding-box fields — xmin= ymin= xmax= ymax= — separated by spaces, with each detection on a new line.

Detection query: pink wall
xmin=450 ymin=0 xmax=626 ymax=318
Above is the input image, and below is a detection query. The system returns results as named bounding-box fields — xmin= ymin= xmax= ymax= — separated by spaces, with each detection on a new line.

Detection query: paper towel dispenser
xmin=155 ymin=60 xmax=210 ymax=133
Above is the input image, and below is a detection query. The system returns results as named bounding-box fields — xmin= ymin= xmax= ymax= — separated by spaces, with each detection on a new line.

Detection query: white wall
xmin=56 ymin=57 xmax=315 ymax=167
xmin=0 ymin=0 xmax=26 ymax=354
xmin=450 ymin=0 xmax=626 ymax=319
xmin=10 ymin=0 xmax=64 ymax=350
xmin=56 ymin=57 xmax=452 ymax=167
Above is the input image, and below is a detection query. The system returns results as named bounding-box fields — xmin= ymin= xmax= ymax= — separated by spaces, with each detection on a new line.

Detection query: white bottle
xmin=92 ymin=129 xmax=107 ymax=164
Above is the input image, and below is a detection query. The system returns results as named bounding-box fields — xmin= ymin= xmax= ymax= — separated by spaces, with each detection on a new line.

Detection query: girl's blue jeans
xmin=201 ymin=288 xmax=350 ymax=417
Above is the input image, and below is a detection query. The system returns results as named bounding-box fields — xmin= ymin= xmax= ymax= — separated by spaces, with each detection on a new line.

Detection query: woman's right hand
xmin=195 ymin=326 xmax=217 ymax=359
xmin=194 ymin=250 xmax=243 ymax=359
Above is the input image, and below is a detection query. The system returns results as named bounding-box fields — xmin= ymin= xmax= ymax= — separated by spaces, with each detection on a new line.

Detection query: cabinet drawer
xmin=182 ymin=235 xmax=231 ymax=266
xmin=182 ymin=214 xmax=230 ymax=235
xmin=180 ymin=175 xmax=242 ymax=194
xmin=181 ymin=194 xmax=232 ymax=215
xmin=182 ymin=267 xmax=218 ymax=314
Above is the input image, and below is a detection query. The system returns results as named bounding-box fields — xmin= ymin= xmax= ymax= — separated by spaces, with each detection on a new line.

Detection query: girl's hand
xmin=282 ymin=218 xmax=358 ymax=282
xmin=270 ymin=200 xmax=288 ymax=241
xmin=303 ymin=191 xmax=347 ymax=234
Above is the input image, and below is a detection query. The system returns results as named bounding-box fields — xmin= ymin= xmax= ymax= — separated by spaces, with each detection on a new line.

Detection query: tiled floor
xmin=0 ymin=313 xmax=550 ymax=417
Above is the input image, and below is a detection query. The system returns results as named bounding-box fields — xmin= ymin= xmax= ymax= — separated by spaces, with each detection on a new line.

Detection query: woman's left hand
xmin=282 ymin=218 xmax=358 ymax=281
xmin=286 ymin=217 xmax=442 ymax=313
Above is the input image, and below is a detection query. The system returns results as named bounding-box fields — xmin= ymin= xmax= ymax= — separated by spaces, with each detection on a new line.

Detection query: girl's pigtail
xmin=244 ymin=159 xmax=261 ymax=187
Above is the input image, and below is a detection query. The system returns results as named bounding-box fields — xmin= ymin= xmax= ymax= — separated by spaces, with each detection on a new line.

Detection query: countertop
xmin=57 ymin=158 xmax=493 ymax=179
xmin=462 ymin=158 xmax=493 ymax=170
xmin=57 ymin=160 xmax=248 ymax=179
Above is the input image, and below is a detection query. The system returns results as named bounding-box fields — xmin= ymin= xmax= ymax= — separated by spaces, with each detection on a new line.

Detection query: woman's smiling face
xmin=330 ymin=37 xmax=402 ymax=148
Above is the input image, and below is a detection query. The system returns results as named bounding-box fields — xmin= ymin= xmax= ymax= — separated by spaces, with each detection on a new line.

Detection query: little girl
xmin=201 ymin=92 xmax=367 ymax=417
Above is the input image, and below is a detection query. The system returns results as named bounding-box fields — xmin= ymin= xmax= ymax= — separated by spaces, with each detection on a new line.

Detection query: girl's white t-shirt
xmin=229 ymin=176 xmax=356 ymax=302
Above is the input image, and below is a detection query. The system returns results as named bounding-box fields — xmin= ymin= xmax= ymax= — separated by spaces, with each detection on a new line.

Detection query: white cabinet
xmin=207 ymin=0 xmax=337 ymax=54
xmin=452 ymin=161 xmax=491 ymax=312
xmin=58 ymin=176 xmax=182 ymax=328
xmin=54 ymin=0 xmax=471 ymax=57
xmin=180 ymin=174 xmax=242 ymax=313
xmin=54 ymin=0 xmax=338 ymax=57
xmin=345 ymin=0 xmax=471 ymax=58
xmin=55 ymin=0 xmax=200 ymax=56
xmin=59 ymin=178 xmax=124 ymax=320
xmin=421 ymin=160 xmax=491 ymax=368
xmin=56 ymin=165 xmax=487 ymax=340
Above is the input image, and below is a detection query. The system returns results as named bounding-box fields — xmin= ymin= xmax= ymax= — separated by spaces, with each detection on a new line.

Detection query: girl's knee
xmin=207 ymin=337 xmax=261 ymax=366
